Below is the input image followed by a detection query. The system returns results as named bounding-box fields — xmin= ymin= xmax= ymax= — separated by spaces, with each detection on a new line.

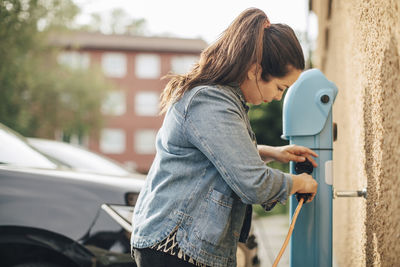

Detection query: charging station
xmin=282 ymin=68 xmax=338 ymax=267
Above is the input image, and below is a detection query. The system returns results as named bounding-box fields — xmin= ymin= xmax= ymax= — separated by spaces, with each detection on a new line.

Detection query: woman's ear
xmin=247 ymin=64 xmax=259 ymax=80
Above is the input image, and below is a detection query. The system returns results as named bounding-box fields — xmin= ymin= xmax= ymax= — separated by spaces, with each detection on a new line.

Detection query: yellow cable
xmin=272 ymin=198 xmax=304 ymax=267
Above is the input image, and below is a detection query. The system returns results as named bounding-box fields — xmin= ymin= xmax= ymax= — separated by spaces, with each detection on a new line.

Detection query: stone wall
xmin=311 ymin=0 xmax=400 ymax=266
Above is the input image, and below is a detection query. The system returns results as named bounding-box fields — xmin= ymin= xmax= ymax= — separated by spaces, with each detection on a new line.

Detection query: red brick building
xmin=51 ymin=32 xmax=207 ymax=173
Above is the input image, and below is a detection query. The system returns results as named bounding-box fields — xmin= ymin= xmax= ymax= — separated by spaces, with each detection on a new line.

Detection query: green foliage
xmin=78 ymin=8 xmax=148 ymax=35
xmin=19 ymin=62 xmax=111 ymax=139
xmin=266 ymin=161 xmax=289 ymax=173
xmin=248 ymin=100 xmax=289 ymax=147
xmin=253 ymin=161 xmax=290 ymax=217
xmin=253 ymin=202 xmax=288 ymax=218
xmin=0 ymin=0 xmax=111 ymax=139
xmin=109 ymin=8 xmax=147 ymax=35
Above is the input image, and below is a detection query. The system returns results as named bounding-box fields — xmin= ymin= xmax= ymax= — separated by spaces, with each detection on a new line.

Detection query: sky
xmin=72 ymin=0 xmax=318 ymax=45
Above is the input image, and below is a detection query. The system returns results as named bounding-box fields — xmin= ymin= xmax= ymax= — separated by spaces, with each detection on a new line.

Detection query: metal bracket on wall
xmin=333 ymin=188 xmax=367 ymax=199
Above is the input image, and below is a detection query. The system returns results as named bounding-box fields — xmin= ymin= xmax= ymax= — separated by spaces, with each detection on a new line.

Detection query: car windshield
xmin=28 ymin=138 xmax=132 ymax=176
xmin=0 ymin=128 xmax=57 ymax=169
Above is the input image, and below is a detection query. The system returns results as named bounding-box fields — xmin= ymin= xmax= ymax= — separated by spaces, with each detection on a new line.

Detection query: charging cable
xmin=272 ymin=193 xmax=310 ymax=267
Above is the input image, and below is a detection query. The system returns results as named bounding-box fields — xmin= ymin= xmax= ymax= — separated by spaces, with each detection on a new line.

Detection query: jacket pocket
xmin=194 ymin=189 xmax=234 ymax=247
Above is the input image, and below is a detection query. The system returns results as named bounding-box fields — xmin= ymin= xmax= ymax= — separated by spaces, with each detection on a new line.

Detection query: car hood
xmin=0 ymin=165 xmax=145 ymax=192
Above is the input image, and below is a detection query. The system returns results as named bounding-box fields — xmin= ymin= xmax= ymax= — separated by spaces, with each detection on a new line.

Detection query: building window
xmin=101 ymin=90 xmax=126 ymax=116
xmin=171 ymin=55 xmax=198 ymax=74
xmin=135 ymin=129 xmax=157 ymax=154
xmin=135 ymin=91 xmax=159 ymax=116
xmin=58 ymin=51 xmax=90 ymax=69
xmin=135 ymin=54 xmax=161 ymax=79
xmin=100 ymin=128 xmax=125 ymax=154
xmin=102 ymin=53 xmax=127 ymax=78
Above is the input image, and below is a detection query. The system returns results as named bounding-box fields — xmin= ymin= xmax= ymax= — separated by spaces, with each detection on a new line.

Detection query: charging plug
xmin=296 ymin=193 xmax=312 ymax=202
xmin=294 ymin=158 xmax=314 ymax=203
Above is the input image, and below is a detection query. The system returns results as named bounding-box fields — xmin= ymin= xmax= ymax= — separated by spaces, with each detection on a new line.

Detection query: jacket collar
xmin=227 ymin=82 xmax=249 ymax=112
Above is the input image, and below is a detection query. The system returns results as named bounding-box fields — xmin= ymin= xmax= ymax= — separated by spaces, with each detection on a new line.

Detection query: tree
xmin=78 ymin=8 xmax=148 ymax=35
xmin=0 ymin=0 xmax=111 ymax=140
xmin=124 ymin=17 xmax=147 ymax=36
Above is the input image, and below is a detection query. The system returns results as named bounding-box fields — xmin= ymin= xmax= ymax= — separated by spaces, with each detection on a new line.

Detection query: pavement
xmin=252 ymin=214 xmax=290 ymax=267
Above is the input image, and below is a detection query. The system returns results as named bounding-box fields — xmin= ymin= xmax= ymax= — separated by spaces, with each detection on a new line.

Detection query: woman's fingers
xmin=289 ymin=154 xmax=305 ymax=162
xmin=308 ymin=192 xmax=316 ymax=203
xmin=292 ymin=173 xmax=318 ymax=203
xmin=306 ymin=155 xmax=318 ymax=167
xmin=302 ymin=147 xmax=318 ymax=158
xmin=277 ymin=145 xmax=319 ymax=167
xmin=306 ymin=196 xmax=314 ymax=203
xmin=289 ymin=146 xmax=318 ymax=167
xmin=293 ymin=146 xmax=318 ymax=158
xmin=288 ymin=151 xmax=315 ymax=164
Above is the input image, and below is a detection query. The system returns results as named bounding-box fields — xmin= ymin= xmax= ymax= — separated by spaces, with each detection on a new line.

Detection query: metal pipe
xmin=334 ymin=188 xmax=367 ymax=199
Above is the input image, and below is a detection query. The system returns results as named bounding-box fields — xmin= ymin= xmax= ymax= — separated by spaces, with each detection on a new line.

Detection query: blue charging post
xmin=281 ymin=69 xmax=338 ymax=267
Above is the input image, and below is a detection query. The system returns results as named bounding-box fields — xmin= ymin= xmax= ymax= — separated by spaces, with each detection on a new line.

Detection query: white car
xmin=0 ymin=123 xmax=144 ymax=266
xmin=28 ymin=137 xmax=145 ymax=179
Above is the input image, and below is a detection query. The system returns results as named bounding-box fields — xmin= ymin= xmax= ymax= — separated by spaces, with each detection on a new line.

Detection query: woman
xmin=131 ymin=8 xmax=318 ymax=267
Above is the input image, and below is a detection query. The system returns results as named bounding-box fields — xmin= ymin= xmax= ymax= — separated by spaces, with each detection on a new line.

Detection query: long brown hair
xmin=160 ymin=8 xmax=304 ymax=113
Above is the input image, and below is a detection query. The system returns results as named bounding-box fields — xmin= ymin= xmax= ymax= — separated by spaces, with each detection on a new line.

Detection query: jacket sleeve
xmin=184 ymin=87 xmax=292 ymax=206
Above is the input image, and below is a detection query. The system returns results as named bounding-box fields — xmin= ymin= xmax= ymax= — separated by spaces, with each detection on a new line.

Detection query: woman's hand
xmin=259 ymin=144 xmax=318 ymax=167
xmin=257 ymin=144 xmax=319 ymax=203
xmin=290 ymin=173 xmax=318 ymax=203
xmin=275 ymin=145 xmax=318 ymax=167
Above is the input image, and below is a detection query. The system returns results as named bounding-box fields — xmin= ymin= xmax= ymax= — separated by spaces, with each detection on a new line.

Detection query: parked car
xmin=0 ymin=123 xmax=144 ymax=267
xmin=0 ymin=123 xmax=259 ymax=267
xmin=27 ymin=138 xmax=260 ymax=267
xmin=27 ymin=138 xmax=139 ymax=177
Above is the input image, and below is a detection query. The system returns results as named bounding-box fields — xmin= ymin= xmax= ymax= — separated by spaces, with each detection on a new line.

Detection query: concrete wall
xmin=311 ymin=0 xmax=400 ymax=266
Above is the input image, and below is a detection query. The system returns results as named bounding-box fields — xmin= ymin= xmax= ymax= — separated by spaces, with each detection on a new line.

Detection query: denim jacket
xmin=131 ymin=84 xmax=292 ymax=267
